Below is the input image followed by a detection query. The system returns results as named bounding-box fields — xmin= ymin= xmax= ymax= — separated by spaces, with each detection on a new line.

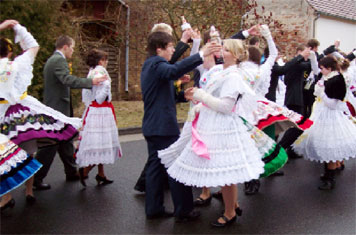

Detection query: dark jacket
xmin=43 ymin=52 xmax=92 ymax=116
xmin=283 ymin=55 xmax=311 ymax=107
xmin=141 ymin=53 xmax=203 ymax=136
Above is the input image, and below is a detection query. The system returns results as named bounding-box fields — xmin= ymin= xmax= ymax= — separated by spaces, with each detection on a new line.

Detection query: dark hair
xmin=0 ymin=38 xmax=14 ymax=58
xmin=147 ymin=32 xmax=174 ymax=57
xmin=248 ymin=46 xmax=261 ymax=65
xmin=319 ymin=56 xmax=339 ymax=71
xmin=203 ymin=30 xmax=211 ymax=45
xmin=307 ymin=39 xmax=320 ymax=49
xmin=264 ymin=45 xmax=281 ymax=59
xmin=325 ymin=73 xmax=346 ymax=101
xmin=296 ymin=44 xmax=305 ymax=54
xmin=55 ymin=35 xmax=74 ymax=49
xmin=249 ymin=36 xmax=260 ymax=46
xmin=86 ymin=49 xmax=108 ymax=68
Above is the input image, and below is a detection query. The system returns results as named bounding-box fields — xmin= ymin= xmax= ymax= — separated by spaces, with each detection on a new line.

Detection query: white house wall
xmin=315 ymin=15 xmax=356 ymax=54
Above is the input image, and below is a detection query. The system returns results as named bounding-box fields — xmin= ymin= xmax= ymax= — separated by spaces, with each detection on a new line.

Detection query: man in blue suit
xmin=141 ymin=31 xmax=220 ymax=222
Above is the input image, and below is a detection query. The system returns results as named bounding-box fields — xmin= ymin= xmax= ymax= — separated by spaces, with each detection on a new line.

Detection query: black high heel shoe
xmin=79 ymin=168 xmax=87 ymax=187
xmin=1 ymin=198 xmax=15 ymax=212
xmin=221 ymin=207 xmax=243 ymax=216
xmin=26 ymin=195 xmax=36 ymax=205
xmin=211 ymin=215 xmax=237 ymax=227
xmin=95 ymin=175 xmax=113 ymax=185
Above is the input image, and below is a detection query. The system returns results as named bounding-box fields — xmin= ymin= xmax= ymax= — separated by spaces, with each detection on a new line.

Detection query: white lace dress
xmin=75 ymin=65 xmax=122 ymax=167
xmin=292 ymin=72 xmax=356 ymax=163
xmin=158 ymin=66 xmax=265 ymax=187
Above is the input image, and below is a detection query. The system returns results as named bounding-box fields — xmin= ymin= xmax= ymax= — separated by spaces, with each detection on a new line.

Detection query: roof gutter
xmin=313 ymin=12 xmax=320 ymax=38
xmin=117 ymin=0 xmax=130 ymax=92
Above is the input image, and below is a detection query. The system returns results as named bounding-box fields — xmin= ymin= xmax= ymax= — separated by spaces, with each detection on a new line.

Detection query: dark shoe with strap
xmin=318 ymin=179 xmax=335 ymax=190
xmin=212 ymin=191 xmax=223 ymax=200
xmin=193 ymin=196 xmax=212 ymax=206
xmin=95 ymin=175 xmax=113 ymax=185
xmin=211 ymin=215 xmax=237 ymax=227
xmin=33 ymin=182 xmax=51 ymax=191
xmin=175 ymin=210 xmax=201 ymax=223
xmin=221 ymin=207 xmax=243 ymax=216
xmin=146 ymin=210 xmax=174 ymax=220
xmin=26 ymin=195 xmax=36 ymax=205
xmin=0 ymin=198 xmax=15 ymax=212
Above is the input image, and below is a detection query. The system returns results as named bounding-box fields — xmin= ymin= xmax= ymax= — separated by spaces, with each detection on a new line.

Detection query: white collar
xmin=323 ymin=71 xmax=339 ymax=81
xmin=55 ymin=50 xmax=66 ymax=59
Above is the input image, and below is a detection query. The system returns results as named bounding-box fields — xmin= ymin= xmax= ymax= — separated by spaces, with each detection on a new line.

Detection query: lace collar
xmin=323 ymin=71 xmax=339 ymax=81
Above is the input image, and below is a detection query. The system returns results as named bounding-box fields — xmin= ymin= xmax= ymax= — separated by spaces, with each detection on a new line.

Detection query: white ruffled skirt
xmin=75 ymin=106 xmax=122 ymax=167
xmin=158 ymin=106 xmax=265 ymax=188
xmin=293 ymin=99 xmax=356 ymax=163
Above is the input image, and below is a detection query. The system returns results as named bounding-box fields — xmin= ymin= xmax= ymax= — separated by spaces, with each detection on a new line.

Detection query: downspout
xmin=117 ymin=0 xmax=130 ymax=92
xmin=313 ymin=12 xmax=320 ymax=38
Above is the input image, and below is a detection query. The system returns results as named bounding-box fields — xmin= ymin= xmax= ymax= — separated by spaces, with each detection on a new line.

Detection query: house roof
xmin=306 ymin=0 xmax=356 ymax=21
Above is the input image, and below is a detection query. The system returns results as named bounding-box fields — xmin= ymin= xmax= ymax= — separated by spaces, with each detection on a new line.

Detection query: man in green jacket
xmin=34 ymin=35 xmax=107 ymax=190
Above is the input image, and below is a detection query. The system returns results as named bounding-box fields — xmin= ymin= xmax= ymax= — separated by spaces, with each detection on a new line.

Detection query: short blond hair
xmin=223 ymin=39 xmax=248 ymax=64
xmin=151 ymin=23 xmax=173 ymax=35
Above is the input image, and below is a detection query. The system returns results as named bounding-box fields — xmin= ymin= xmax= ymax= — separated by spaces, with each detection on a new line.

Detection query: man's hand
xmin=184 ymin=87 xmax=197 ymax=101
xmin=334 ymin=40 xmax=340 ymax=49
xmin=179 ymin=74 xmax=191 ymax=84
xmin=0 ymin=20 xmax=18 ymax=31
xmin=201 ymin=42 xmax=222 ymax=57
xmin=92 ymin=75 xmax=108 ymax=85
xmin=247 ymin=24 xmax=260 ymax=36
xmin=181 ymin=29 xmax=192 ymax=43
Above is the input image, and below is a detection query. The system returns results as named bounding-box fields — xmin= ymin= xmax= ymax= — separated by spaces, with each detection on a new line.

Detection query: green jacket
xmin=43 ymin=51 xmax=92 ymax=116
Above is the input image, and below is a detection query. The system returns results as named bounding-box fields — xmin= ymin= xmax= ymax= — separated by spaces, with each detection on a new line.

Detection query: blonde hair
xmin=151 ymin=23 xmax=173 ymax=35
xmin=223 ymin=39 xmax=249 ymax=64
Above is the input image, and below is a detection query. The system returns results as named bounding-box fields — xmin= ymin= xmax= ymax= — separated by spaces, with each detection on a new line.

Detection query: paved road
xmin=1 ymin=137 xmax=355 ymax=234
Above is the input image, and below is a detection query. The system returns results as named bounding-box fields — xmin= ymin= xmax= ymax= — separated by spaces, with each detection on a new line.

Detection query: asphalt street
xmin=1 ymin=135 xmax=355 ymax=234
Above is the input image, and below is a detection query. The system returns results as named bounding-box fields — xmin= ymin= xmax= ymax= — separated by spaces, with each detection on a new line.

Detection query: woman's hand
xmin=0 ymin=20 xmax=18 ymax=31
xmin=184 ymin=87 xmax=197 ymax=101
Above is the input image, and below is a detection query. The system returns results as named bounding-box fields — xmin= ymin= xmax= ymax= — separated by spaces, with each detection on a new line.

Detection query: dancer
xmin=293 ymin=56 xmax=356 ymax=190
xmin=0 ymin=134 xmax=42 ymax=211
xmin=76 ymin=49 xmax=122 ymax=187
xmin=0 ymin=19 xmax=81 ymax=208
xmin=158 ymin=37 xmax=286 ymax=227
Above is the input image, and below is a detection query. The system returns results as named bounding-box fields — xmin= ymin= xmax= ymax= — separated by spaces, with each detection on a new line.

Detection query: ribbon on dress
xmin=191 ymin=112 xmax=210 ymax=160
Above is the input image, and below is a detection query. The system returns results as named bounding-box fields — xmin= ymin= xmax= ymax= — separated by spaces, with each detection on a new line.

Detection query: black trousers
xmin=144 ymin=135 xmax=193 ymax=217
xmin=34 ymin=140 xmax=77 ymax=183
xmin=278 ymin=105 xmax=304 ymax=149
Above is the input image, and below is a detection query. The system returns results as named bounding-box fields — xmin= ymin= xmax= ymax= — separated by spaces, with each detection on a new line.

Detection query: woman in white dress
xmin=159 ymin=38 xmax=269 ymax=227
xmin=293 ymin=56 xmax=356 ymax=190
xmin=76 ymin=49 xmax=122 ymax=187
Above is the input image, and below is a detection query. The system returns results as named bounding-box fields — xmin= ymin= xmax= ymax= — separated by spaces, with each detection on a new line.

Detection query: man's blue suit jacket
xmin=141 ymin=53 xmax=203 ymax=136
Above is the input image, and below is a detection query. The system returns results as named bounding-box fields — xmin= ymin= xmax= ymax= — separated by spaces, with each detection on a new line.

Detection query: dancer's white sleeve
xmin=95 ymin=80 xmax=110 ymax=104
xmin=193 ymin=89 xmax=236 ymax=114
xmin=13 ymin=24 xmax=39 ymax=51
xmin=320 ymin=93 xmax=340 ymax=109
xmin=309 ymin=51 xmax=320 ymax=75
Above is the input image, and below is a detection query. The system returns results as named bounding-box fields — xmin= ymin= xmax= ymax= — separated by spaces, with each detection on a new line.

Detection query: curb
xmin=118 ymin=122 xmax=185 ymax=136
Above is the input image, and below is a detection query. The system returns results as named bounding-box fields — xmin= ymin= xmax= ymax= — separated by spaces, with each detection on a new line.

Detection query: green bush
xmin=0 ymin=0 xmax=81 ymax=102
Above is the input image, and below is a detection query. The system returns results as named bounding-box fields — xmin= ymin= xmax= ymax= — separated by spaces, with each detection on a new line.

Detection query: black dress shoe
xmin=33 ymin=182 xmax=51 ymax=190
xmin=318 ymin=179 xmax=335 ymax=190
xmin=175 ymin=210 xmax=201 ymax=223
xmin=212 ymin=191 xmax=223 ymax=200
xmin=146 ymin=210 xmax=174 ymax=220
xmin=193 ymin=196 xmax=212 ymax=206
xmin=26 ymin=195 xmax=36 ymax=205
xmin=244 ymin=179 xmax=260 ymax=195
xmin=211 ymin=215 xmax=237 ymax=227
xmin=66 ymin=173 xmax=80 ymax=182
xmin=134 ymin=184 xmax=145 ymax=193
xmin=270 ymin=170 xmax=284 ymax=177
xmin=79 ymin=168 xmax=87 ymax=187
xmin=0 ymin=198 xmax=15 ymax=212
